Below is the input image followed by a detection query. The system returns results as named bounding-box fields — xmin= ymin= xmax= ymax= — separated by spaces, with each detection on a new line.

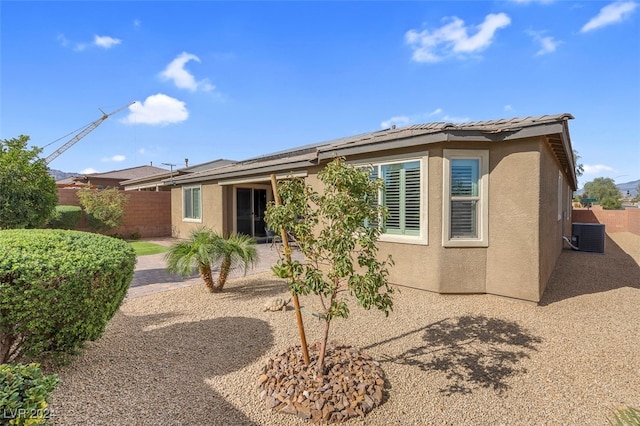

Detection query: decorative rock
xmin=263 ymin=297 xmax=292 ymax=312
xmin=257 ymin=342 xmax=387 ymax=423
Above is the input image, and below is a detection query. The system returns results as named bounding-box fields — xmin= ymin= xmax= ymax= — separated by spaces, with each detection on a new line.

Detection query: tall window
xmin=364 ymin=154 xmax=428 ymax=244
xmin=381 ymin=161 xmax=421 ymax=236
xmin=558 ymin=172 xmax=563 ymax=221
xmin=443 ymin=150 xmax=488 ymax=247
xmin=183 ymin=186 xmax=202 ymax=221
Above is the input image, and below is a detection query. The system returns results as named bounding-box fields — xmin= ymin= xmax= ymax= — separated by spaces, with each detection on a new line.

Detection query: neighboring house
xmin=166 ymin=114 xmax=577 ymax=302
xmin=62 ymin=165 xmax=170 ymax=189
xmin=121 ymin=159 xmax=235 ymax=191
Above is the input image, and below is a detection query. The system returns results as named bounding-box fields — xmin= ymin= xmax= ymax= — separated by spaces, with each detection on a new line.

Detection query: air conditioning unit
xmin=571 ymin=223 xmax=605 ymax=253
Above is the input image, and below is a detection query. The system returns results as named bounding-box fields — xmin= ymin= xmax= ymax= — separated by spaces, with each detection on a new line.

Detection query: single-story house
xmin=58 ymin=165 xmax=170 ymax=189
xmin=166 ymin=113 xmax=577 ymax=302
xmin=121 ymin=159 xmax=235 ymax=191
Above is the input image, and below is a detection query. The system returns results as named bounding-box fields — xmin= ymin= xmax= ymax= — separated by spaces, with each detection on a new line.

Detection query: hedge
xmin=0 ymin=229 xmax=136 ymax=363
xmin=0 ymin=363 xmax=59 ymax=425
xmin=46 ymin=205 xmax=82 ymax=230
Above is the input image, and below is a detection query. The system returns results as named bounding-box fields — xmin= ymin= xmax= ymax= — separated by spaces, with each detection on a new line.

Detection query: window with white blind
xmin=443 ymin=150 xmax=489 ymax=247
xmin=363 ymin=154 xmax=428 ymax=244
xmin=183 ymin=186 xmax=202 ymax=221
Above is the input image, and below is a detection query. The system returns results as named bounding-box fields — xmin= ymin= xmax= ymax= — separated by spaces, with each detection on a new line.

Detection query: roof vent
xmin=391 ymin=124 xmax=396 ymax=129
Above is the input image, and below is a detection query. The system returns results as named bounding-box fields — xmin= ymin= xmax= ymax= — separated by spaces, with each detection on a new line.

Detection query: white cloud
xmin=94 ymin=35 xmax=121 ymax=49
xmin=427 ymin=108 xmax=470 ymax=123
xmin=160 ymin=52 xmax=215 ymax=92
xmin=583 ymin=164 xmax=615 ymax=174
xmin=101 ymin=155 xmax=126 ymax=163
xmin=133 ymin=19 xmax=141 ymax=28
xmin=504 ymin=104 xmax=513 ymax=111
xmin=406 ymin=13 xmax=511 ymax=62
xmin=527 ymin=30 xmax=562 ymax=55
xmin=581 ymin=1 xmax=638 ymax=33
xmin=138 ymin=148 xmax=145 ymax=154
xmin=381 ymin=116 xmax=411 ymax=129
xmin=121 ymin=94 xmax=189 ymax=126
xmin=80 ymin=168 xmax=99 ymax=174
xmin=57 ymin=34 xmax=69 ymax=47
xmin=442 ymin=114 xmax=470 ymax=123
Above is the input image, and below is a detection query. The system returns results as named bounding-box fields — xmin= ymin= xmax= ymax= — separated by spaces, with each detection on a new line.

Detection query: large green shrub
xmin=0 ymin=229 xmax=136 ymax=363
xmin=0 ymin=363 xmax=59 ymax=425
xmin=0 ymin=135 xmax=58 ymax=229
xmin=46 ymin=205 xmax=82 ymax=230
xmin=77 ymin=188 xmax=128 ymax=231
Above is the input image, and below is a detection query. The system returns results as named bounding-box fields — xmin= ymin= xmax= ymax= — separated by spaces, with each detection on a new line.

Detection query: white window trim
xmin=442 ymin=149 xmax=489 ymax=247
xmin=558 ymin=171 xmax=563 ymax=222
xmin=352 ymin=153 xmax=428 ymax=246
xmin=182 ymin=185 xmax=203 ymax=223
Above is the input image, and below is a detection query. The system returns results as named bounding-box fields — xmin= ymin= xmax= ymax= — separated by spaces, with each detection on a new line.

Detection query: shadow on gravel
xmin=51 ymin=313 xmax=270 ymax=425
xmin=221 ymin=278 xmax=289 ymax=301
xmin=540 ymin=235 xmax=640 ymax=306
xmin=368 ymin=315 xmax=542 ymax=395
xmin=130 ymin=268 xmax=198 ymax=287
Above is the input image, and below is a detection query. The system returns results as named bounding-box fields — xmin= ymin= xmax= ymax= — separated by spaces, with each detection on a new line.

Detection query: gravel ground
xmin=48 ymin=233 xmax=639 ymax=425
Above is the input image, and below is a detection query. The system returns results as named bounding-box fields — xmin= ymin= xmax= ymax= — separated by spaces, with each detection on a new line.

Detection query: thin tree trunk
xmin=317 ymin=319 xmax=332 ymax=375
xmin=0 ymin=331 xmax=15 ymax=363
xmin=213 ymin=257 xmax=231 ymax=292
xmin=199 ymin=265 xmax=215 ymax=292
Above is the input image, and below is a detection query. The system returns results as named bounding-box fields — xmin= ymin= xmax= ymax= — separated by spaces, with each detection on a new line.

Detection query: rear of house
xmin=167 ymin=114 xmax=577 ymax=302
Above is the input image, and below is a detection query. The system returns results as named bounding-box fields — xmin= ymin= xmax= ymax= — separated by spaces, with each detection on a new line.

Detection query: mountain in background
xmin=48 ymin=168 xmax=78 ymax=181
xmin=617 ymin=179 xmax=639 ymax=197
xmin=576 ymin=179 xmax=639 ymax=197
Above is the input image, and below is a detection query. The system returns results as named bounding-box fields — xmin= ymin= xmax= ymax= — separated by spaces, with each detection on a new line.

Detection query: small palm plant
xmin=165 ymin=228 xmax=258 ymax=292
xmin=210 ymin=232 xmax=258 ymax=291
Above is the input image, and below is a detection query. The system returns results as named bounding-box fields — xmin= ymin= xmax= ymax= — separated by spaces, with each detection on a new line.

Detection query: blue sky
xmin=1 ymin=1 xmax=638 ymax=187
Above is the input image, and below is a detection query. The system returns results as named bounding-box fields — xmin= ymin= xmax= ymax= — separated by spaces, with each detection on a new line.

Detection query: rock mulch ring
xmin=257 ymin=342 xmax=387 ymax=423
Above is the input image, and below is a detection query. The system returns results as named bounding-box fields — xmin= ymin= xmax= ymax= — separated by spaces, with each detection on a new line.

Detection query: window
xmin=183 ymin=186 xmax=202 ymax=221
xmin=558 ymin=172 xmax=563 ymax=221
xmin=381 ymin=161 xmax=421 ymax=236
xmin=443 ymin=150 xmax=489 ymax=247
xmin=363 ymin=154 xmax=428 ymax=244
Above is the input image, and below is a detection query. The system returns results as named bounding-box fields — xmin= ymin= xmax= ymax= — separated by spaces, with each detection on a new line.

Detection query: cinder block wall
xmin=57 ymin=188 xmax=172 ymax=238
xmin=573 ymin=207 xmax=640 ymax=235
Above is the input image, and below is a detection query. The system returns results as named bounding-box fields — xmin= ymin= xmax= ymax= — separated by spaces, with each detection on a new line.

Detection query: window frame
xmin=442 ymin=149 xmax=489 ymax=247
xmin=558 ymin=171 xmax=563 ymax=222
xmin=356 ymin=153 xmax=429 ymax=245
xmin=182 ymin=185 xmax=202 ymax=222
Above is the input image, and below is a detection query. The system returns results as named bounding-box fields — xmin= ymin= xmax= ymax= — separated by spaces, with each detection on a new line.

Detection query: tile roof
xmin=81 ymin=165 xmax=169 ymax=180
xmin=169 ymin=113 xmax=577 ymax=188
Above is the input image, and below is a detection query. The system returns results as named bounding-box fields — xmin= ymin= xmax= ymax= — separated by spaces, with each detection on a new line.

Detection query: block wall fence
xmin=573 ymin=206 xmax=640 ymax=235
xmin=57 ymin=188 xmax=172 ymax=238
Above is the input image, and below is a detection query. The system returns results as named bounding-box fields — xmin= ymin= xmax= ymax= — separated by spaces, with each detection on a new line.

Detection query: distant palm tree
xmin=165 ymin=228 xmax=258 ymax=292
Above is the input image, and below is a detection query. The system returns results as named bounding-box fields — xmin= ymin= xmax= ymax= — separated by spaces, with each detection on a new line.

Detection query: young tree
xmin=0 ymin=135 xmax=58 ymax=229
xmin=583 ymin=177 xmax=622 ymax=210
xmin=165 ymin=228 xmax=257 ymax=292
xmin=265 ymin=158 xmax=394 ymax=373
xmin=77 ymin=187 xmax=128 ymax=231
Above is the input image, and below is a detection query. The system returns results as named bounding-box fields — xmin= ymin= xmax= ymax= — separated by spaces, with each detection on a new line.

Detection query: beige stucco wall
xmin=170 ymin=182 xmax=226 ymax=238
xmin=537 ymin=139 xmax=573 ymax=299
xmin=170 ymin=135 xmax=573 ymax=302
xmin=484 ymin=139 xmax=542 ymax=301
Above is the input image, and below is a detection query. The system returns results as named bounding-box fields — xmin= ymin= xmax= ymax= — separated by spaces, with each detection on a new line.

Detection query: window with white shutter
xmin=360 ymin=154 xmax=428 ymax=244
xmin=443 ymin=150 xmax=489 ymax=247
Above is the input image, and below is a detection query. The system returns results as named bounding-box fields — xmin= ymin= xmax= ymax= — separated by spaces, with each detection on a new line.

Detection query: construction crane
xmin=44 ymin=101 xmax=135 ymax=164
